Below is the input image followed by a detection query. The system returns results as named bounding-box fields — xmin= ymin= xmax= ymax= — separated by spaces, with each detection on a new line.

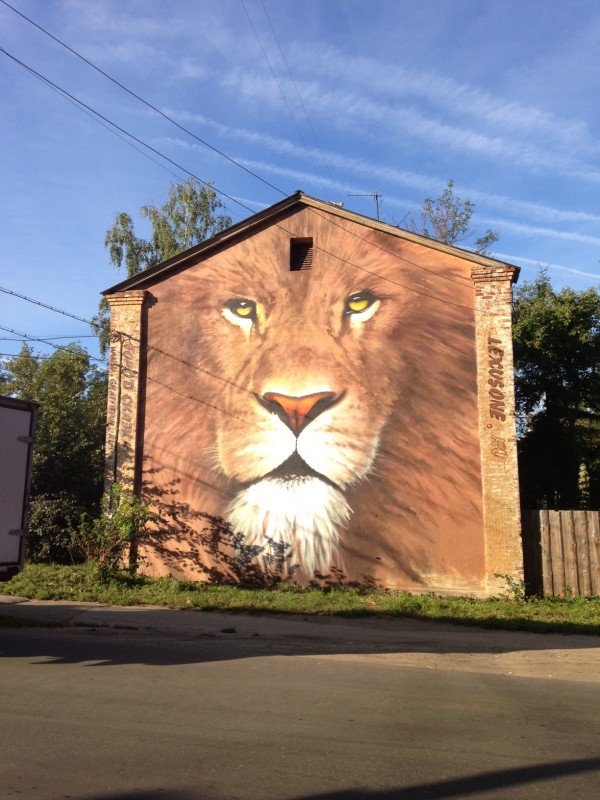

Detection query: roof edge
xmin=103 ymin=190 xmax=520 ymax=294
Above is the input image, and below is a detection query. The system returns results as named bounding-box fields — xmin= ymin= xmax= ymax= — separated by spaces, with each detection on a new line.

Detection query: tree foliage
xmin=407 ymin=179 xmax=499 ymax=254
xmin=1 ymin=344 xmax=107 ymax=562
xmin=104 ymin=178 xmax=232 ymax=278
xmin=513 ymin=271 xmax=600 ymax=508
xmin=93 ymin=178 xmax=232 ymax=354
xmin=408 ymin=181 xmax=598 ymax=509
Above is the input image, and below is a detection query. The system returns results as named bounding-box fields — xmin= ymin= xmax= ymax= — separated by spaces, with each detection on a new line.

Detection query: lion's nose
xmin=259 ymin=391 xmax=343 ymax=436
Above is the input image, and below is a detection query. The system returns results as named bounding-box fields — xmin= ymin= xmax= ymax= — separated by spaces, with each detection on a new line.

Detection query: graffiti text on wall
xmin=487 ymin=337 xmax=506 ymax=422
xmin=491 ymin=434 xmax=507 ymax=461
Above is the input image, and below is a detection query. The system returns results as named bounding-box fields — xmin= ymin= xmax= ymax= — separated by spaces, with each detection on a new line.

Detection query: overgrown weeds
xmin=74 ymin=484 xmax=155 ymax=581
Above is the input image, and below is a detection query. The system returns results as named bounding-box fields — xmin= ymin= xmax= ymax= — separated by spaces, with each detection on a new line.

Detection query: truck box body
xmin=0 ymin=396 xmax=37 ymax=578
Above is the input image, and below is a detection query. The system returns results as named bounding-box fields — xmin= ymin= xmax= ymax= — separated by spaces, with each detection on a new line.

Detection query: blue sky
xmin=1 ymin=0 xmax=600 ymax=365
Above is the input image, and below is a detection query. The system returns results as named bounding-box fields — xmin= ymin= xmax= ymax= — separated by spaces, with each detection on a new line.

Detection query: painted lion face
xmin=142 ymin=214 xmax=483 ymax=589
xmin=185 ymin=249 xmax=408 ymax=575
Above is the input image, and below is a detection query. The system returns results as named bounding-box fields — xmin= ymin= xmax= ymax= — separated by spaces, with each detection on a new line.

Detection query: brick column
xmin=104 ymin=291 xmax=147 ymax=495
xmin=472 ymin=266 xmax=523 ymax=593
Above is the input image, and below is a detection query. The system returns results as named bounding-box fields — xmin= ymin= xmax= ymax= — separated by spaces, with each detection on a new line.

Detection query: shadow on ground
xmin=0 ymin=602 xmax=598 ymax=669
xmin=64 ymin=757 xmax=600 ymax=799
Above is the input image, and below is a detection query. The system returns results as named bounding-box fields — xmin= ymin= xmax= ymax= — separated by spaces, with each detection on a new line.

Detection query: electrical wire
xmin=0 ymin=334 xmax=97 ymax=340
xmin=0 ymin=322 xmax=266 ymax=429
xmin=0 ymin=286 xmax=92 ymax=323
xmin=0 ymin=324 xmax=106 ymax=364
xmin=1 ymin=46 xmax=479 ymax=304
xmin=0 ymin=46 xmax=257 ymax=222
xmin=240 ymin=0 xmax=330 ymax=201
xmin=42 ymin=75 xmax=189 ymax=186
xmin=258 ymin=0 xmax=343 ymax=200
xmin=0 ymin=351 xmax=54 ymax=360
xmin=0 ymin=0 xmax=286 ymax=197
xmin=308 ymin=209 xmax=474 ymax=289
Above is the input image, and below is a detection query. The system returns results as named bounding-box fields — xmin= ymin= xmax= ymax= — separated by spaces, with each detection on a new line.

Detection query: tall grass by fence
xmin=522 ymin=509 xmax=600 ymax=597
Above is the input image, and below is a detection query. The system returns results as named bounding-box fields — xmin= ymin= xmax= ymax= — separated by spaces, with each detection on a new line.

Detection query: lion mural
xmin=123 ymin=203 xmax=486 ymax=591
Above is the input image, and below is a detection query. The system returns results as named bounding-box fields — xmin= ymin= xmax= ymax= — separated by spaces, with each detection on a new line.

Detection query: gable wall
xmin=106 ymin=206 xmax=521 ymax=594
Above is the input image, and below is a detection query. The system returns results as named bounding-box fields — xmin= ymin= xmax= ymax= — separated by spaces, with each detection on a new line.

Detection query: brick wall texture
xmin=104 ymin=291 xmax=146 ymax=494
xmin=472 ymin=266 xmax=523 ymax=592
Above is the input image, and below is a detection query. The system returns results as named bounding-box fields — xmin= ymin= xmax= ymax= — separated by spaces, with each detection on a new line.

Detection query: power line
xmin=0 ymin=286 xmax=92 ymax=324
xmin=0 ymin=322 xmax=263 ymax=429
xmin=0 ymin=0 xmax=286 ymax=197
xmin=0 ymin=324 xmax=107 ymax=364
xmin=41 ymin=73 xmax=189 ymax=186
xmin=240 ymin=0 xmax=330 ymax=201
xmin=2 ymin=47 xmax=475 ymax=302
xmin=0 ymin=351 xmax=54 ymax=360
xmin=0 ymin=287 xmax=259 ymax=397
xmin=0 ymin=47 xmax=256 ymax=222
xmin=258 ymin=0 xmax=343 ymax=201
xmin=308 ymin=209 xmax=473 ymax=290
xmin=0 ymin=335 xmax=97 ymax=340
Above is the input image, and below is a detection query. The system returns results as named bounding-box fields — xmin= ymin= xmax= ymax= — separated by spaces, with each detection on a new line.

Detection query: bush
xmin=26 ymin=493 xmax=86 ymax=564
xmin=75 ymin=484 xmax=154 ymax=580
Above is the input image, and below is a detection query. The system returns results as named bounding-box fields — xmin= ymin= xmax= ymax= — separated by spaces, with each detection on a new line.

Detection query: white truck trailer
xmin=0 ymin=395 xmax=37 ymax=579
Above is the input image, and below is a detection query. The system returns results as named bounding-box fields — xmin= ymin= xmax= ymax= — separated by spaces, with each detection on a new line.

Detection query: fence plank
xmin=522 ymin=509 xmax=600 ymax=597
xmin=574 ymin=512 xmax=592 ymax=597
xmin=561 ymin=510 xmax=580 ymax=596
xmin=548 ymin=510 xmax=566 ymax=595
xmin=589 ymin=513 xmax=600 ymax=596
xmin=539 ymin=509 xmax=553 ymax=597
xmin=521 ymin=509 xmax=539 ymax=595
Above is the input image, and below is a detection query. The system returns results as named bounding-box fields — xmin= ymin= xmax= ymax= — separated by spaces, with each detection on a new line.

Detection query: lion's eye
xmin=343 ymin=291 xmax=381 ymax=328
xmin=222 ymin=298 xmax=259 ymax=336
xmin=346 ymin=294 xmax=373 ymax=314
xmin=344 ymin=292 xmax=380 ymax=314
xmin=223 ymin=299 xmax=257 ymax=320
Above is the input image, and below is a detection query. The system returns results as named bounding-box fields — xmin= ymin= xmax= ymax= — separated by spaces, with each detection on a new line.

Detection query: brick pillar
xmin=104 ymin=291 xmax=147 ymax=495
xmin=472 ymin=266 xmax=523 ymax=593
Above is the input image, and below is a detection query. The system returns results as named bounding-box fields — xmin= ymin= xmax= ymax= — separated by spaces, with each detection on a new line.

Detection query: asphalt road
xmin=2 ymin=622 xmax=599 ymax=800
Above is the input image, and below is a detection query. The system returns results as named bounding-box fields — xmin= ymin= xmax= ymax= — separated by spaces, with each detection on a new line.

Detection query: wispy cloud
xmin=483 ymin=219 xmax=600 ymax=248
xmin=299 ymin=44 xmax=599 ymax=157
xmin=494 ymin=253 xmax=600 ymax=282
xmin=159 ymin=116 xmax=600 ymax=229
xmin=217 ymin=66 xmax=600 ymax=180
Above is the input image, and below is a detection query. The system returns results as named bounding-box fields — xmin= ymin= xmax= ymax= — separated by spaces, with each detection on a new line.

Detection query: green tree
xmin=93 ymin=178 xmax=232 ymax=353
xmin=513 ymin=271 xmax=600 ymax=508
xmin=105 ymin=179 xmax=231 ymax=277
xmin=407 ymin=179 xmax=499 ymax=254
xmin=1 ymin=343 xmax=107 ymax=562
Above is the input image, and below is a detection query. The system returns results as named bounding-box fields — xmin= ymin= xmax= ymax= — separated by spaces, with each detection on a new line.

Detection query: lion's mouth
xmin=245 ymin=451 xmax=343 ymax=493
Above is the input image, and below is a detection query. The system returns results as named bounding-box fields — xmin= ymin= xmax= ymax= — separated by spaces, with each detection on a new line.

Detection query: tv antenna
xmin=348 ymin=192 xmax=382 ymax=220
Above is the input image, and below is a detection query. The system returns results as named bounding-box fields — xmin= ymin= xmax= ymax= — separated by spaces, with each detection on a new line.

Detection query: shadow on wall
xmin=140 ymin=469 xmax=379 ymax=589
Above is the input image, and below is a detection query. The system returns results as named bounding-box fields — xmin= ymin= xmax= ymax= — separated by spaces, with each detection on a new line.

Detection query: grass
xmin=1 ymin=562 xmax=600 ymax=634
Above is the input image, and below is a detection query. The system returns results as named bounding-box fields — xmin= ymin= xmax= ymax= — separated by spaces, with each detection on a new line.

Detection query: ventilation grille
xmin=290 ymin=238 xmax=314 ymax=271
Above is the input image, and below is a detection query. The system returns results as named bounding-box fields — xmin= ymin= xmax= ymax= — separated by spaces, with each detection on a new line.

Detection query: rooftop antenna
xmin=348 ymin=192 xmax=382 ymax=221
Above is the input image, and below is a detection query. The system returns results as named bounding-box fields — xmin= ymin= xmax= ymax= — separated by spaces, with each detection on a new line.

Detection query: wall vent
xmin=290 ymin=238 xmax=314 ymax=271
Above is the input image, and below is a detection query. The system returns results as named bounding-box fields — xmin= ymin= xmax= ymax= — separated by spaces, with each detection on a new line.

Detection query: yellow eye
xmin=223 ymin=299 xmax=256 ymax=321
xmin=345 ymin=291 xmax=378 ymax=315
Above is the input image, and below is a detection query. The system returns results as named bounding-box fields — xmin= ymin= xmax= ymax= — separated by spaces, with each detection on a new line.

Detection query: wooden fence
xmin=521 ymin=509 xmax=600 ymax=597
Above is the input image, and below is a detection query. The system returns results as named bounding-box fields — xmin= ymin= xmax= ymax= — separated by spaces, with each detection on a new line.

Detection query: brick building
xmin=103 ymin=192 xmax=522 ymax=595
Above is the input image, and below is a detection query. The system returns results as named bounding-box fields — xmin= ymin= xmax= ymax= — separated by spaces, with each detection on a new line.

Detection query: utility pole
xmin=348 ymin=192 xmax=382 ymax=221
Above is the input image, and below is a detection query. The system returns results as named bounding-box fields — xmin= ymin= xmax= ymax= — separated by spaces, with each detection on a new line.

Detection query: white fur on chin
xmin=227 ymin=476 xmax=351 ymax=575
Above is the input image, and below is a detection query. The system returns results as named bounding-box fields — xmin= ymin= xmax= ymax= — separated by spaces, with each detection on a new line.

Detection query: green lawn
xmin=1 ymin=562 xmax=599 ymax=634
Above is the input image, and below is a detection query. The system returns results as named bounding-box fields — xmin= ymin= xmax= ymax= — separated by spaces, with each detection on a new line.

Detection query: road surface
xmin=1 ymin=604 xmax=599 ymax=799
